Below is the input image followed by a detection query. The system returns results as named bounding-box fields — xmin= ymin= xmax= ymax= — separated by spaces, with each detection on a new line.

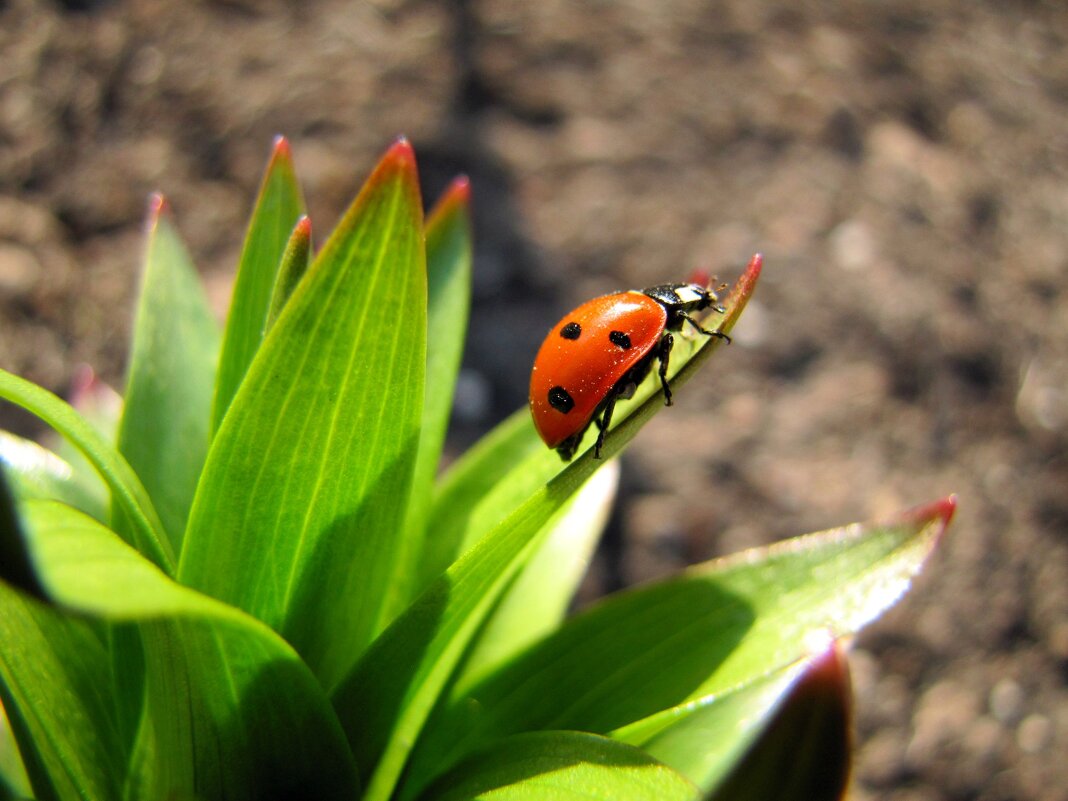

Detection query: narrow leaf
xmin=116 ymin=195 xmax=220 ymax=552
xmin=417 ymin=731 xmax=697 ymax=801
xmin=388 ymin=176 xmax=473 ymax=619
xmin=332 ymin=259 xmax=759 ymax=801
xmin=635 ymin=656 xmax=812 ymax=791
xmin=0 ymin=431 xmax=107 ymax=521
xmin=457 ymin=459 xmax=620 ymax=687
xmin=416 ymin=407 xmax=545 ymax=592
xmin=0 ymin=465 xmax=47 ymax=599
xmin=419 ymin=253 xmax=762 ymax=590
xmin=212 ymin=136 xmax=306 ymax=433
xmin=39 ymin=366 xmax=120 ymax=519
xmin=0 ymin=369 xmax=173 ymax=573
xmin=704 ymin=643 xmax=852 ymax=801
xmin=402 ymin=498 xmax=952 ymax=795
xmin=180 ymin=139 xmax=426 ymax=690
xmin=19 ymin=499 xmax=359 ymax=801
xmin=264 ymin=215 xmax=312 ymax=331
xmin=0 ymin=700 xmax=31 ymax=801
xmin=0 ymin=585 xmax=124 ymax=801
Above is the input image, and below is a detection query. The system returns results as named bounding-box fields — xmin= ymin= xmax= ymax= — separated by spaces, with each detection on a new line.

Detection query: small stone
xmin=0 ymin=242 xmax=40 ymax=294
xmin=1016 ymin=713 xmax=1052 ymax=754
xmin=989 ymin=678 xmax=1025 ymax=724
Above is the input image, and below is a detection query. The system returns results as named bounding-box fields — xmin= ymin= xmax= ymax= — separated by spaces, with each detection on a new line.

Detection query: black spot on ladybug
xmin=609 ymin=330 xmax=632 ymax=349
xmin=560 ymin=322 xmax=582 ymax=340
xmin=548 ymin=386 xmax=575 ymax=414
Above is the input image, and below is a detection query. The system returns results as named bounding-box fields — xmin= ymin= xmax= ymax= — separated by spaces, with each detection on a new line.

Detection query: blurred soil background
xmin=1 ymin=0 xmax=1066 ymax=798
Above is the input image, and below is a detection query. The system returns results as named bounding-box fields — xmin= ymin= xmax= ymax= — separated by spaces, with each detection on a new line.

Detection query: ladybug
xmin=530 ymin=282 xmax=730 ymax=461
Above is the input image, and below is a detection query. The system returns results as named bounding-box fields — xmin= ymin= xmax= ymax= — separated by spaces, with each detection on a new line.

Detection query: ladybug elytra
xmin=529 ymin=282 xmax=730 ymax=461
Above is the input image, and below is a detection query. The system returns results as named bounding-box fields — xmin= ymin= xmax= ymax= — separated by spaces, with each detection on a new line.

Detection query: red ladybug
xmin=530 ymin=282 xmax=730 ymax=461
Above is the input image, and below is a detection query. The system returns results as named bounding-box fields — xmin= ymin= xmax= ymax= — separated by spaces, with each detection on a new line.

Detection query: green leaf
xmin=416 ymin=407 xmax=546 ymax=593
xmin=332 ymin=259 xmax=759 ymax=801
xmin=402 ymin=497 xmax=953 ymax=796
xmin=19 ymin=499 xmax=359 ymax=801
xmin=0 ymin=369 xmax=174 ymax=573
xmin=420 ymin=253 xmax=763 ymax=590
xmin=0 ymin=700 xmax=31 ymax=801
xmin=212 ymin=136 xmax=306 ymax=434
xmin=0 ymin=430 xmax=108 ymax=521
xmin=0 ymin=585 xmax=124 ymax=801
xmin=31 ymin=367 xmax=120 ymax=521
xmin=0 ymin=463 xmax=52 ymax=599
xmin=636 ymin=656 xmax=811 ymax=792
xmin=417 ymin=731 xmax=698 ymax=801
xmin=180 ymin=139 xmax=426 ymax=690
xmin=703 ymin=644 xmax=852 ymax=801
xmin=116 ymin=195 xmax=220 ymax=553
xmin=264 ymin=215 xmax=312 ymax=332
xmin=457 ymin=459 xmax=620 ymax=687
xmin=387 ymin=176 xmax=473 ymax=620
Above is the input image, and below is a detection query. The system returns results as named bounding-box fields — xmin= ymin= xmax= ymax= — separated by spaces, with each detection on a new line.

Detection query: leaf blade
xmin=20 ymin=499 xmax=360 ymax=801
xmin=0 ymin=369 xmax=173 ymax=573
xmin=0 ymin=586 xmax=125 ymax=801
xmin=180 ymin=139 xmax=426 ymax=689
xmin=212 ymin=136 xmax=306 ymax=434
xmin=331 ymin=259 xmax=760 ymax=801
xmin=417 ymin=731 xmax=697 ymax=801
xmin=386 ymin=177 xmax=473 ymax=621
xmin=116 ymin=195 xmax=220 ymax=552
xmin=702 ymin=644 xmax=852 ymax=801
xmin=264 ymin=215 xmax=312 ymax=332
xmin=402 ymin=498 xmax=952 ymax=794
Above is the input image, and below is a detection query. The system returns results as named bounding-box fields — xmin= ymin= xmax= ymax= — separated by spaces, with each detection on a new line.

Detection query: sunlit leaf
xmin=416 ymin=731 xmax=697 ymax=801
xmin=401 ymin=498 xmax=952 ymax=796
xmin=386 ymin=176 xmax=473 ymax=622
xmin=0 ymin=369 xmax=173 ymax=573
xmin=264 ymin=215 xmax=312 ymax=332
xmin=19 ymin=499 xmax=359 ymax=801
xmin=180 ymin=139 xmax=426 ymax=690
xmin=0 ymin=586 xmax=123 ymax=801
xmin=332 ymin=259 xmax=759 ymax=801
xmin=703 ymin=643 xmax=852 ymax=801
xmin=212 ymin=136 xmax=306 ymax=434
xmin=456 ymin=459 xmax=620 ymax=687
xmin=116 ymin=195 xmax=219 ymax=552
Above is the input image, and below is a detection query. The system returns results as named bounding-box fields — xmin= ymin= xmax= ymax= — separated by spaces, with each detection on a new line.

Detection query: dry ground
xmin=1 ymin=1 xmax=1066 ymax=798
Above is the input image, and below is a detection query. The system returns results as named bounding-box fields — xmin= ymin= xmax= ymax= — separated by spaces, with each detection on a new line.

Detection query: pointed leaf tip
xmin=903 ymin=495 xmax=958 ymax=529
xmin=385 ymin=136 xmax=416 ymax=168
xmin=272 ymin=134 xmax=291 ymax=156
xmin=428 ymin=176 xmax=472 ymax=227
xmin=148 ymin=192 xmax=168 ymax=218
xmin=742 ymin=252 xmax=763 ymax=284
xmin=445 ymin=174 xmax=471 ymax=203
xmin=294 ymin=215 xmax=312 ymax=238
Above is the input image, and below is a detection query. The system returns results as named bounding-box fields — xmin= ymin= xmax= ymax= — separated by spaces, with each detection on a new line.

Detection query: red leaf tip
xmin=149 ymin=192 xmax=168 ymax=217
xmin=437 ymin=175 xmax=471 ymax=211
xmin=746 ymin=252 xmax=764 ymax=278
xmin=386 ymin=135 xmax=416 ymax=167
xmin=907 ymin=495 xmax=958 ymax=528
xmin=294 ymin=215 xmax=312 ymax=237
xmin=447 ymin=174 xmax=471 ymax=202
xmin=271 ymin=134 xmax=292 ymax=158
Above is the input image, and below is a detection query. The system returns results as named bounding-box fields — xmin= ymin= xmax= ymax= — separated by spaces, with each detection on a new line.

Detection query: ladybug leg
xmin=657 ymin=333 xmax=674 ymax=406
xmin=681 ymin=313 xmax=731 ymax=344
xmin=593 ymin=387 xmax=620 ymax=459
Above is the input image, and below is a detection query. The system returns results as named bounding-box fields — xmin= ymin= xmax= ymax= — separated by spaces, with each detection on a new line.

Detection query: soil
xmin=1 ymin=1 xmax=1066 ymax=799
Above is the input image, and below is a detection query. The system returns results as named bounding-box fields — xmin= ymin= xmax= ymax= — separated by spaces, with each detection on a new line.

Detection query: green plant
xmin=0 ymin=137 xmax=953 ymax=801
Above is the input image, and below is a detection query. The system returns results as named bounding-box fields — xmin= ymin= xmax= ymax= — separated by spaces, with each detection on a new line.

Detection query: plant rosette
xmin=0 ymin=137 xmax=954 ymax=801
